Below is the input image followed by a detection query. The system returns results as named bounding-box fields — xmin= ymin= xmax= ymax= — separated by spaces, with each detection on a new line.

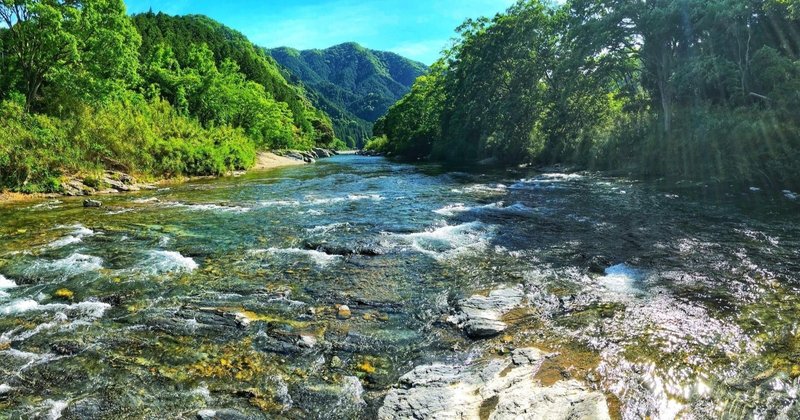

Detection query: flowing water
xmin=0 ymin=155 xmax=799 ymax=419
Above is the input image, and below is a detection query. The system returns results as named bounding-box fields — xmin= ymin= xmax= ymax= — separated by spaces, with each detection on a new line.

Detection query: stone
xmin=337 ymin=305 xmax=352 ymax=319
xmin=313 ymin=147 xmax=333 ymax=158
xmin=378 ymin=348 xmax=610 ymax=420
xmin=298 ymin=333 xmax=317 ymax=348
xmin=53 ymin=288 xmax=74 ymax=300
xmin=448 ymin=285 xmax=525 ymax=339
xmin=104 ymin=178 xmax=140 ymax=192
xmin=330 ymin=355 xmax=344 ymax=368
xmin=196 ymin=408 xmax=250 ymax=420
xmin=303 ymin=241 xmax=384 ymax=257
xmin=463 ymin=318 xmax=508 ymax=338
xmin=83 ymin=199 xmax=102 ymax=208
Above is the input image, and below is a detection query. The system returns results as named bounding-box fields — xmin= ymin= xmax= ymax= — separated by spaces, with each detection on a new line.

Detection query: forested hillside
xmin=0 ymin=1 xmax=338 ymax=193
xmin=372 ymin=0 xmax=800 ymax=189
xmin=270 ymin=43 xmax=427 ymax=148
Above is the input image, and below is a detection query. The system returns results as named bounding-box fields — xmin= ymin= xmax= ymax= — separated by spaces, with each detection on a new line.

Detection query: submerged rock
xmin=196 ymin=408 xmax=252 ymax=420
xmin=378 ymin=348 xmax=610 ymax=420
xmin=449 ymin=285 xmax=525 ymax=339
xmin=337 ymin=305 xmax=352 ymax=319
xmin=291 ymin=376 xmax=366 ymax=418
xmin=83 ymin=199 xmax=103 ymax=208
xmin=303 ymin=241 xmax=384 ymax=257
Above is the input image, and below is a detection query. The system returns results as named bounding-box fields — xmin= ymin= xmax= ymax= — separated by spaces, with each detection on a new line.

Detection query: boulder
xmin=313 ymin=148 xmax=333 ymax=158
xmin=286 ymin=152 xmax=305 ymax=161
xmin=303 ymin=241 xmax=384 ymax=257
xmin=337 ymin=305 xmax=352 ymax=319
xmin=83 ymin=199 xmax=103 ymax=208
xmin=448 ymin=285 xmax=525 ymax=339
xmin=64 ymin=179 xmax=92 ymax=196
xmin=378 ymin=348 xmax=610 ymax=420
xmin=104 ymin=178 xmax=140 ymax=192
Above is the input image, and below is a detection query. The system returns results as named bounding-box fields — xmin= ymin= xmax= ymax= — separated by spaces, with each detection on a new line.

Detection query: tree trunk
xmin=658 ymin=47 xmax=672 ymax=133
xmin=24 ymin=72 xmax=43 ymax=113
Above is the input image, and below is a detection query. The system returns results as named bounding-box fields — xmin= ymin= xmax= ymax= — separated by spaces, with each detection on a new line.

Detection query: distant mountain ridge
xmin=269 ymin=42 xmax=428 ymax=148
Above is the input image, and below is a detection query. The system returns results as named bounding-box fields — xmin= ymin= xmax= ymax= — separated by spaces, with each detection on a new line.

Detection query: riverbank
xmin=251 ymin=152 xmax=309 ymax=171
xmin=0 ymin=150 xmax=345 ymax=205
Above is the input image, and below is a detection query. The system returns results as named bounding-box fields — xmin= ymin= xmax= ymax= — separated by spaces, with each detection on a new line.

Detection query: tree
xmin=0 ymin=0 xmax=140 ymax=111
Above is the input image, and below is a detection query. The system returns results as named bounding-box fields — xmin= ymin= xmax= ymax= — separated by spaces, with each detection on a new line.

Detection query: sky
xmin=124 ymin=0 xmax=519 ymax=64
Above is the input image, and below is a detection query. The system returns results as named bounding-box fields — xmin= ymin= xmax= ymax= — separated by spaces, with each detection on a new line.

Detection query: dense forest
xmin=371 ymin=0 xmax=800 ymax=189
xmin=270 ymin=43 xmax=427 ymax=148
xmin=0 ymin=1 xmax=340 ymax=193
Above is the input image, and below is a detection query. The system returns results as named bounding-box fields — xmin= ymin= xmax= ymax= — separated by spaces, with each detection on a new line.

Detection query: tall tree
xmin=0 ymin=0 xmax=140 ymax=111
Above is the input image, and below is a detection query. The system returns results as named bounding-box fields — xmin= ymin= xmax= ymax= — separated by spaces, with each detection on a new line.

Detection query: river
xmin=1 ymin=155 xmax=799 ymax=419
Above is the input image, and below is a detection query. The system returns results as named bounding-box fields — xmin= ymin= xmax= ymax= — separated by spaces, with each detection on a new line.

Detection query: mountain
xmin=132 ymin=12 xmax=336 ymax=147
xmin=269 ymin=42 xmax=428 ymax=148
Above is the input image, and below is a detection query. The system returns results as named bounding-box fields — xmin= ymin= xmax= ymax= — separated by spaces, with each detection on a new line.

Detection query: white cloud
xmin=389 ymin=39 xmax=449 ymax=62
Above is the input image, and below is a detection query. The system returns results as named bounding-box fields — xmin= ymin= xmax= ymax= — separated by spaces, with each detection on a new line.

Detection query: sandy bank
xmin=251 ymin=152 xmax=308 ymax=171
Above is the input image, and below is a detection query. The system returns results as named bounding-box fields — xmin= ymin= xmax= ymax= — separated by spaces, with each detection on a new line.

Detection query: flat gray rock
xmin=378 ymin=348 xmax=610 ymax=420
xmin=449 ymin=285 xmax=525 ymax=338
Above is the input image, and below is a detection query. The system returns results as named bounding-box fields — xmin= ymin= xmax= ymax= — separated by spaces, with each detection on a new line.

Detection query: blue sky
xmin=124 ymin=0 xmax=519 ymax=64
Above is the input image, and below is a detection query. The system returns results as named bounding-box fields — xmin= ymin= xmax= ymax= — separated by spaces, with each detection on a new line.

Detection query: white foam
xmin=599 ymin=264 xmax=644 ymax=294
xmin=783 ymin=190 xmax=798 ymax=200
xmin=132 ymin=197 xmax=160 ymax=203
xmin=0 ymin=275 xmax=17 ymax=290
xmin=260 ymin=199 xmax=301 ymax=207
xmin=0 ymin=384 xmax=10 ymax=394
xmin=25 ymin=253 xmax=103 ymax=278
xmin=434 ymin=202 xmax=534 ymax=217
xmin=511 ymin=173 xmax=583 ymax=190
xmin=450 ymin=184 xmax=508 ymax=194
xmin=306 ymin=222 xmax=350 ymax=234
xmin=306 ymin=194 xmax=383 ymax=206
xmin=106 ymin=208 xmax=134 ymax=215
xmin=539 ymin=173 xmax=583 ymax=181
xmin=30 ymin=200 xmax=63 ymax=210
xmin=145 ymin=250 xmax=199 ymax=273
xmin=190 ymin=384 xmax=212 ymax=401
xmin=46 ymin=224 xmax=95 ymax=249
xmin=163 ymin=201 xmax=250 ymax=213
xmin=0 ymin=299 xmax=111 ymax=318
xmin=499 ymin=203 xmax=536 ymax=214
xmin=433 ymin=203 xmax=471 ymax=216
xmin=55 ymin=224 xmax=94 ymax=236
xmin=46 ymin=236 xmax=83 ymax=249
xmin=391 ymin=222 xmax=492 ymax=260
xmin=257 ymin=248 xmax=341 ymax=268
xmin=1 ymin=299 xmax=40 ymax=315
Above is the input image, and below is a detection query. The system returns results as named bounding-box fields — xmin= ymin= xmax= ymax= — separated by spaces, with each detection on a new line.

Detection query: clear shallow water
xmin=0 ymin=155 xmax=799 ymax=419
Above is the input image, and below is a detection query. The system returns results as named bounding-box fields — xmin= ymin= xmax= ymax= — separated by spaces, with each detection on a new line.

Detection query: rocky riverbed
xmin=0 ymin=155 xmax=799 ymax=418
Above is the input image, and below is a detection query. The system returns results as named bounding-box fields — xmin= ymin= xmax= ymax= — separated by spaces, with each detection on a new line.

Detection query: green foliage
xmin=269 ymin=43 xmax=428 ymax=148
xmin=143 ymin=43 xmax=300 ymax=149
xmin=364 ymin=135 xmax=389 ymax=153
xmin=377 ymin=0 xmax=800 ymax=189
xmin=0 ymin=93 xmax=256 ymax=192
xmin=132 ymin=12 xmax=336 ymax=149
xmin=0 ymin=0 xmax=141 ymax=111
xmin=0 ymin=3 xmax=336 ymax=193
xmin=373 ymin=63 xmax=446 ymax=159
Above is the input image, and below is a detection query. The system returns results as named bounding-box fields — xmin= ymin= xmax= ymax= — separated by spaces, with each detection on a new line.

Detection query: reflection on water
xmin=0 ymin=155 xmax=799 ymax=418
